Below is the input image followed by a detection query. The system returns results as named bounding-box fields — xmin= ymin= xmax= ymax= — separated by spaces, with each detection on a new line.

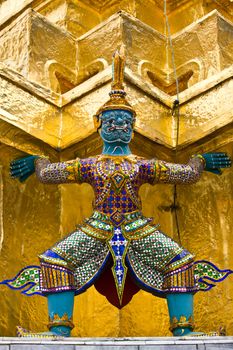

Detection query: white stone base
xmin=0 ymin=337 xmax=233 ymax=350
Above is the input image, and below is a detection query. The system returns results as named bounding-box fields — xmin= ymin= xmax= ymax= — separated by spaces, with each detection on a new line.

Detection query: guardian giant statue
xmin=2 ymin=48 xmax=232 ymax=338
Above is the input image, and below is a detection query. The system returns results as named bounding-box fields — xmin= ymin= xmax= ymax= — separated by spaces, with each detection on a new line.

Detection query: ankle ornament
xmin=170 ymin=315 xmax=195 ymax=333
xmin=47 ymin=313 xmax=74 ymax=330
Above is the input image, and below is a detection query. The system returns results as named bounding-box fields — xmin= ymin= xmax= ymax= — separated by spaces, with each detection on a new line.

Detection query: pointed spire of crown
xmin=93 ymin=45 xmax=136 ymax=129
xmin=111 ymin=44 xmax=125 ymax=91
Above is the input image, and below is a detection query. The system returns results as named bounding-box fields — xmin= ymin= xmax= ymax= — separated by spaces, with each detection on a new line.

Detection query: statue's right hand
xmin=10 ymin=155 xmax=39 ymax=182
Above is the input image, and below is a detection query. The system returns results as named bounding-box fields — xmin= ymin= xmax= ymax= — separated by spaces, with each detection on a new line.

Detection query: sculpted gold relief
xmin=1 ymin=1 xmax=233 ymax=36
xmin=0 ymin=0 xmax=233 ymax=337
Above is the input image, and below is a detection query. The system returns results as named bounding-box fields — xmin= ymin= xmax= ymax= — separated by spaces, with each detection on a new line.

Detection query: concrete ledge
xmin=0 ymin=337 xmax=233 ymax=349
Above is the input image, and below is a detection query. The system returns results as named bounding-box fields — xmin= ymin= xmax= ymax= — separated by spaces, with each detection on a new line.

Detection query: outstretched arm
xmin=150 ymin=153 xmax=231 ymax=185
xmin=35 ymin=157 xmax=81 ymax=184
xmin=153 ymin=156 xmax=204 ymax=184
xmin=10 ymin=155 xmax=83 ymax=184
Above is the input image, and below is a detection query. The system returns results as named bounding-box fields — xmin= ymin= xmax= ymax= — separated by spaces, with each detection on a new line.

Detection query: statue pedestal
xmin=0 ymin=337 xmax=233 ymax=350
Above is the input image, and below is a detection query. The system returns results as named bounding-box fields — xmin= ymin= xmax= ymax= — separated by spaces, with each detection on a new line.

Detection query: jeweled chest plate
xmin=93 ymin=158 xmax=142 ymax=213
xmin=96 ymin=158 xmax=139 ymax=182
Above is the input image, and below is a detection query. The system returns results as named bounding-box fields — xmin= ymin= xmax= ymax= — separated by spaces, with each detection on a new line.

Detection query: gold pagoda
xmin=0 ymin=0 xmax=232 ymax=337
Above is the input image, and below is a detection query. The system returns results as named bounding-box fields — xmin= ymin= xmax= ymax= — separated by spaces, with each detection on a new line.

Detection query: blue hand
xmin=10 ymin=155 xmax=39 ymax=182
xmin=202 ymin=152 xmax=231 ymax=175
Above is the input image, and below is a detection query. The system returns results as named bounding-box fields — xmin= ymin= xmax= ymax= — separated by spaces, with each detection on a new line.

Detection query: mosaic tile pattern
xmin=35 ymin=155 xmax=204 ymax=215
xmin=108 ymin=227 xmax=129 ymax=301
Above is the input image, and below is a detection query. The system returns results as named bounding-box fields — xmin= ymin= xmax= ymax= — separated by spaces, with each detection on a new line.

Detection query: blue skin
xmin=202 ymin=152 xmax=231 ymax=174
xmin=166 ymin=293 xmax=197 ymax=336
xmin=100 ymin=109 xmax=134 ymax=156
xmin=47 ymin=291 xmax=75 ymax=337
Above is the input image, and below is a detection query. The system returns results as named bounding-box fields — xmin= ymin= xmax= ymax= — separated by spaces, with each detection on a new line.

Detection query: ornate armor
xmin=36 ymin=155 xmax=204 ymax=305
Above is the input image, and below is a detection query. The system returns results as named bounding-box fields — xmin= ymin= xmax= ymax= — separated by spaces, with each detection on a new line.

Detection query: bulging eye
xmin=103 ymin=119 xmax=113 ymax=125
xmin=125 ymin=119 xmax=133 ymax=126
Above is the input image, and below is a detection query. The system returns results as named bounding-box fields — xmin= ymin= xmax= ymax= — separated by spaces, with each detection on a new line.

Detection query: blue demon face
xmin=100 ymin=110 xmax=134 ymax=145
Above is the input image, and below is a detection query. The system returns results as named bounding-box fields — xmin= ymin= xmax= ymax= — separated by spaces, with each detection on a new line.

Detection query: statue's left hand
xmin=10 ymin=155 xmax=39 ymax=182
xmin=202 ymin=152 xmax=232 ymax=175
